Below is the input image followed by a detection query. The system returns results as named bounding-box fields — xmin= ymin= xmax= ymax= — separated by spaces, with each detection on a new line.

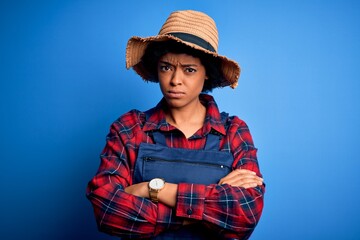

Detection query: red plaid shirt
xmin=86 ymin=94 xmax=265 ymax=239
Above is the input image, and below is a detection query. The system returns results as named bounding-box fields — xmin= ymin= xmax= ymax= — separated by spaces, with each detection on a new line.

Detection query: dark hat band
xmin=167 ymin=32 xmax=216 ymax=53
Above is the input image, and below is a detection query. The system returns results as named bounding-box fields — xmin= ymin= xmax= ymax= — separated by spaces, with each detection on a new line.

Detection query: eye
xmin=159 ymin=64 xmax=171 ymax=72
xmin=185 ymin=67 xmax=197 ymax=73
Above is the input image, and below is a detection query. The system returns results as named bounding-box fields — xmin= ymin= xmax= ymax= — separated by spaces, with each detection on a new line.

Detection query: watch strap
xmin=149 ymin=189 xmax=159 ymax=203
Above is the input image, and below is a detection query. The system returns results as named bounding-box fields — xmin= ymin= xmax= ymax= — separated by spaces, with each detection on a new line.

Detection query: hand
xmin=218 ymin=169 xmax=263 ymax=189
xmin=125 ymin=182 xmax=178 ymax=207
xmin=124 ymin=182 xmax=149 ymax=198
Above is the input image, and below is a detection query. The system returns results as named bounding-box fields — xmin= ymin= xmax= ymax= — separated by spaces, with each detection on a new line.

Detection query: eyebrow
xmin=159 ymin=60 xmax=198 ymax=67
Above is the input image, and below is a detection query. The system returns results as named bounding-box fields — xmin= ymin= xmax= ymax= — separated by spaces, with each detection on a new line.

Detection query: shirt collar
xmin=143 ymin=94 xmax=226 ymax=137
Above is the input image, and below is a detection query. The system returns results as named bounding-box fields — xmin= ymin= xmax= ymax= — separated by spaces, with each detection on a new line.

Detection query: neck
xmin=165 ymin=100 xmax=206 ymax=138
xmin=166 ymin=99 xmax=203 ymax=123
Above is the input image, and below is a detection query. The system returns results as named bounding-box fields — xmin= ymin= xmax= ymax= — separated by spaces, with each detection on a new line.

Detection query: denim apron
xmin=133 ymin=122 xmax=234 ymax=239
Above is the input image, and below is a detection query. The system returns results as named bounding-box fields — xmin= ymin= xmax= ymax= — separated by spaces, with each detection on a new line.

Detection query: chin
xmin=164 ymin=98 xmax=185 ymax=108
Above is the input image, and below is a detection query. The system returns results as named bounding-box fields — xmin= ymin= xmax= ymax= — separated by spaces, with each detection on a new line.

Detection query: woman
xmin=87 ymin=10 xmax=265 ymax=239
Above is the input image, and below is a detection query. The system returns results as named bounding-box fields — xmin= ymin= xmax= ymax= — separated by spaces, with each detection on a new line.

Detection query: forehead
xmin=159 ymin=52 xmax=202 ymax=65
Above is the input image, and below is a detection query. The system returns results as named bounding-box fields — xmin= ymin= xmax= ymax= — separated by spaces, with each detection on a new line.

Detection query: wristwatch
xmin=148 ymin=178 xmax=165 ymax=203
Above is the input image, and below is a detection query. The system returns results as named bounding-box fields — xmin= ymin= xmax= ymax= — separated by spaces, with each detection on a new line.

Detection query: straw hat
xmin=126 ymin=10 xmax=240 ymax=89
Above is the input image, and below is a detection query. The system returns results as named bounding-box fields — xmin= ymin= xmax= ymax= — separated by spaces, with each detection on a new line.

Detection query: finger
xmin=229 ymin=169 xmax=257 ymax=178
xmin=222 ymin=177 xmax=262 ymax=187
xmin=241 ymin=182 xmax=260 ymax=189
xmin=220 ymin=174 xmax=263 ymax=187
xmin=220 ymin=171 xmax=261 ymax=184
xmin=221 ymin=169 xmax=255 ymax=181
xmin=219 ymin=169 xmax=257 ymax=184
xmin=226 ymin=179 xmax=263 ymax=188
xmin=221 ymin=173 xmax=247 ymax=184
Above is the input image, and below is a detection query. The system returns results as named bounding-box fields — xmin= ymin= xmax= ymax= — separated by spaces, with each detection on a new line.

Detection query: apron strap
xmin=151 ymin=131 xmax=167 ymax=146
xmin=204 ymin=131 xmax=221 ymax=151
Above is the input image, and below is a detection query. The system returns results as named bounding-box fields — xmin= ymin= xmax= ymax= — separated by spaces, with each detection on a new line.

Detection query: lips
xmin=166 ymin=90 xmax=185 ymax=98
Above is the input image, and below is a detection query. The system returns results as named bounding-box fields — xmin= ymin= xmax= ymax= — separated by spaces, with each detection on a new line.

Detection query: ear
xmin=205 ymin=76 xmax=209 ymax=81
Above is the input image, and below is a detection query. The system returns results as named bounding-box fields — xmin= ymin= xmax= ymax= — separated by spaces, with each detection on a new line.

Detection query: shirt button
xmin=187 ymin=209 xmax=193 ymax=215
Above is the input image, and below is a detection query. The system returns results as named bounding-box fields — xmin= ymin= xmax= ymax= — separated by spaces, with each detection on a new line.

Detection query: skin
xmin=158 ymin=53 xmax=208 ymax=138
xmin=125 ymin=53 xmax=263 ymax=209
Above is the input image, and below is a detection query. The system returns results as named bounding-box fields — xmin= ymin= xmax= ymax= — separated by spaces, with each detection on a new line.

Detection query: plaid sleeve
xmin=176 ymin=183 xmax=206 ymax=220
xmin=175 ymin=116 xmax=265 ymax=239
xmin=86 ymin=117 xmax=182 ymax=238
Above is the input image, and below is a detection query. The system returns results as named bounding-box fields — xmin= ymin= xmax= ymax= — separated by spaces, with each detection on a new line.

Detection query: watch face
xmin=149 ymin=178 xmax=165 ymax=190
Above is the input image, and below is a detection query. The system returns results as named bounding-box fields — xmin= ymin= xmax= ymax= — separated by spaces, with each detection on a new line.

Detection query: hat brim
xmin=126 ymin=34 xmax=240 ymax=89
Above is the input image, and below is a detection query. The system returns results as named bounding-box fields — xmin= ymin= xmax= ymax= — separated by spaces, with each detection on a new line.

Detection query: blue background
xmin=1 ymin=0 xmax=359 ymax=239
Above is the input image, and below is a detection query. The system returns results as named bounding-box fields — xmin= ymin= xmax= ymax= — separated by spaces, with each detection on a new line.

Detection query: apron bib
xmin=133 ymin=129 xmax=234 ymax=239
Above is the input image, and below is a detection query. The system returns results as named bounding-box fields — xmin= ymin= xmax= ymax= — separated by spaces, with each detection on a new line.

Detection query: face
xmin=158 ymin=53 xmax=207 ymax=110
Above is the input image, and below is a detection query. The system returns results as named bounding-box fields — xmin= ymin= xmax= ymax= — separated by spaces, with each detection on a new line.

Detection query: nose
xmin=170 ymin=68 xmax=183 ymax=86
